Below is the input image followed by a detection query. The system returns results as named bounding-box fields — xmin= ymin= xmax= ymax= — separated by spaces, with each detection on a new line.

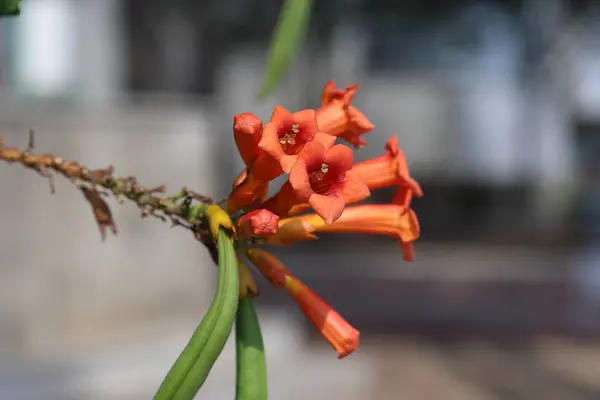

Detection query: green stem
xmin=154 ymin=229 xmax=239 ymax=400
xmin=235 ymin=296 xmax=268 ymax=400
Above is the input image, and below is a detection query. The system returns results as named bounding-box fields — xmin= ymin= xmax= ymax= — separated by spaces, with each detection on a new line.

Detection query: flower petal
xmin=407 ymin=209 xmax=420 ymax=239
xmin=323 ymin=144 xmax=354 ymax=174
xmin=279 ymin=154 xmax=298 ymax=174
xmin=315 ymin=82 xmax=374 ymax=148
xmin=407 ymin=177 xmax=424 ymax=198
xmin=232 ymin=168 xmax=249 ymax=189
xmin=227 ymin=178 xmax=269 ymax=214
xmin=260 ymin=181 xmax=302 ymax=218
xmin=270 ymin=105 xmax=294 ymax=125
xmin=258 ymin=121 xmax=285 ymax=160
xmin=320 ymin=81 xmax=358 ymax=108
xmin=342 ymin=84 xmax=358 ymax=105
xmin=308 ymin=192 xmax=345 ymax=224
xmin=314 ymin=132 xmax=337 ymax=150
xmin=316 ymin=103 xmax=349 ymax=136
xmin=250 ymin=153 xmax=283 ymax=182
xmin=401 ymin=242 xmax=415 ymax=262
xmin=320 ymin=81 xmax=337 ymax=106
xmin=348 ymin=105 xmax=375 ymax=133
xmin=391 ymin=186 xmax=413 ymax=212
xmin=288 ymin=160 xmax=313 ymax=200
xmin=385 ymin=135 xmax=399 ymax=154
xmin=293 ymin=108 xmax=319 ymax=141
xmin=340 ymin=169 xmax=370 ymax=205
xmin=296 ymin=140 xmax=327 ymax=168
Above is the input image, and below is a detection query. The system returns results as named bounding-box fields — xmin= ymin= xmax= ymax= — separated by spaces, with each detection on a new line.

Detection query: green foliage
xmin=0 ymin=0 xmax=21 ymax=16
xmin=235 ymin=297 xmax=268 ymax=400
xmin=257 ymin=0 xmax=313 ymax=99
xmin=154 ymin=229 xmax=240 ymax=400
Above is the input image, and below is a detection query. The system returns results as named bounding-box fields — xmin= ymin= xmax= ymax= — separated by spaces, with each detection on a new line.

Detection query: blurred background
xmin=1 ymin=0 xmax=600 ymax=398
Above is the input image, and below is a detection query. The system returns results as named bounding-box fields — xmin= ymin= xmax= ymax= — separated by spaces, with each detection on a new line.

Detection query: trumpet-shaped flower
xmin=320 ymin=81 xmax=358 ymax=106
xmin=349 ymin=136 xmax=422 ymax=208
xmin=285 ymin=274 xmax=360 ymax=358
xmin=245 ymin=248 xmax=287 ymax=288
xmin=246 ymin=248 xmax=359 ymax=358
xmin=261 ymin=218 xmax=318 ymax=246
xmin=316 ymin=81 xmax=374 ymax=148
xmin=256 ymin=106 xmax=335 ymax=180
xmin=261 ymin=141 xmax=370 ymax=224
xmin=226 ymin=174 xmax=269 ymax=214
xmin=220 ymin=80 xmax=423 ymax=362
xmin=267 ymin=204 xmax=420 ymax=261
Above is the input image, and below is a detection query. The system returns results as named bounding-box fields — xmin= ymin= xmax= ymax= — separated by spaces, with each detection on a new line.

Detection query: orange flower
xmin=262 ymin=217 xmax=317 ymax=246
xmin=285 ymin=274 xmax=360 ymax=358
xmin=259 ymin=182 xmax=312 ymax=220
xmin=227 ymin=174 xmax=269 ymax=214
xmin=289 ymin=142 xmax=370 ymax=223
xmin=228 ymin=113 xmax=270 ymax=213
xmin=246 ymin=248 xmax=360 ymax=358
xmin=267 ymin=204 xmax=420 ymax=261
xmin=231 ymin=168 xmax=250 ymax=190
xmin=246 ymin=248 xmax=287 ymax=288
xmin=348 ymin=136 xmax=423 ymax=207
xmin=255 ymin=106 xmax=336 ymax=179
xmin=316 ymin=81 xmax=374 ymax=148
xmin=315 ymin=204 xmax=419 ymax=238
xmin=236 ymin=209 xmax=279 ymax=239
xmin=320 ymin=81 xmax=357 ymax=106
xmin=391 ymin=185 xmax=415 ymax=213
xmin=233 ymin=112 xmax=263 ymax=168
xmin=261 ymin=141 xmax=370 ymax=224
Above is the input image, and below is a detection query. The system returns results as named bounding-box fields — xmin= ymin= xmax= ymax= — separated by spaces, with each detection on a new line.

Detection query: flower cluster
xmin=229 ymin=81 xmax=422 ymax=358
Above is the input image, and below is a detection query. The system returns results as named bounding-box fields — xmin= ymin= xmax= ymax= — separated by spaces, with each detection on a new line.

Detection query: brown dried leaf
xmin=81 ymin=186 xmax=117 ymax=241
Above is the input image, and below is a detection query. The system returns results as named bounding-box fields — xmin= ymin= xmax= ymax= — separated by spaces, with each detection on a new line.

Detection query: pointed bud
xmin=234 ymin=112 xmax=263 ymax=167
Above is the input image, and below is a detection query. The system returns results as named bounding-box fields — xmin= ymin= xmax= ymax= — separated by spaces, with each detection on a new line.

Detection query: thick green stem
xmin=154 ymin=229 xmax=239 ymax=400
xmin=235 ymin=296 xmax=268 ymax=400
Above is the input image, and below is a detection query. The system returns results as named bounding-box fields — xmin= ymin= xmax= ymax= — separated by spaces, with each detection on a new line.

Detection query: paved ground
xmin=6 ymin=322 xmax=600 ymax=400
xmin=365 ymin=335 xmax=600 ymax=400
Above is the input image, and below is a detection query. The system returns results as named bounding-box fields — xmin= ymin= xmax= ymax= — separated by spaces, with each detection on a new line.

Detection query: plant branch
xmin=0 ymin=132 xmax=217 ymax=255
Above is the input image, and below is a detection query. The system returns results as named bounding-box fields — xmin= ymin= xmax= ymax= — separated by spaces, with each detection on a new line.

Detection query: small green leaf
xmin=154 ymin=229 xmax=239 ymax=400
xmin=235 ymin=297 xmax=268 ymax=400
xmin=257 ymin=0 xmax=313 ymax=99
xmin=0 ymin=0 xmax=21 ymax=16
